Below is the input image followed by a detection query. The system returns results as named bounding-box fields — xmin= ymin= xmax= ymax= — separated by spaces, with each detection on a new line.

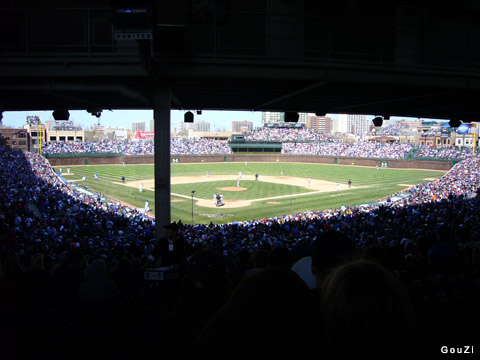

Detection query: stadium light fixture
xmin=196 ymin=110 xmax=202 ymax=115
xmin=383 ymin=115 xmax=390 ymax=120
xmin=87 ymin=108 xmax=102 ymax=118
xmin=52 ymin=109 xmax=70 ymax=121
xmin=372 ymin=116 xmax=383 ymax=127
xmin=284 ymin=112 xmax=299 ymax=122
xmin=184 ymin=111 xmax=194 ymax=123
xmin=315 ymin=111 xmax=326 ymax=117
xmin=449 ymin=118 xmax=462 ymax=128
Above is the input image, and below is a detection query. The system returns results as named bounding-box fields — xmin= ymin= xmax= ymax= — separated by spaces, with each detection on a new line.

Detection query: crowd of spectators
xmin=42 ymin=131 xmax=479 ymax=161
xmin=43 ymin=139 xmax=155 ymax=156
xmin=414 ymin=146 xmax=474 ymax=160
xmin=43 ymin=138 xmax=232 ymax=156
xmin=44 ymin=138 xmax=415 ymax=159
xmin=282 ymin=140 xmax=413 ymax=158
xmin=243 ymin=127 xmax=329 ymax=142
xmin=2 ymin=144 xmax=480 ymax=358
xmin=377 ymin=123 xmax=407 ymax=136
xmin=170 ymin=138 xmax=232 ymax=155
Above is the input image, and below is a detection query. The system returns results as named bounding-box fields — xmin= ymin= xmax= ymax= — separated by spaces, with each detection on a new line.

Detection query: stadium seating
xmin=43 ymin=131 xmax=476 ymax=160
xmin=1 ymin=144 xmax=480 ymax=359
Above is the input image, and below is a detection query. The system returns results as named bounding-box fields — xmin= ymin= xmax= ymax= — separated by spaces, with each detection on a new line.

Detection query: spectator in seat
xmin=320 ymin=260 xmax=416 ymax=360
xmin=244 ymin=249 xmax=270 ymax=278
xmin=0 ymin=257 xmax=24 ymax=321
xmin=52 ymin=249 xmax=86 ymax=318
xmin=23 ymin=253 xmax=52 ymax=310
xmin=76 ymin=259 xmax=121 ymax=359
xmin=193 ymin=267 xmax=317 ymax=359
xmin=310 ymin=230 xmax=356 ymax=290
xmin=269 ymin=245 xmax=294 ymax=269
xmin=78 ymin=258 xmax=119 ymax=306
xmin=2 ymin=254 xmax=25 ymax=293
xmin=151 ymin=222 xmax=186 ymax=268
xmin=157 ymin=249 xmax=233 ymax=360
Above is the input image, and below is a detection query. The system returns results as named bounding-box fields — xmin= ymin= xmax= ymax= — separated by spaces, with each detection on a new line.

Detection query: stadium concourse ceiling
xmin=2 ymin=1 xmax=480 ymax=123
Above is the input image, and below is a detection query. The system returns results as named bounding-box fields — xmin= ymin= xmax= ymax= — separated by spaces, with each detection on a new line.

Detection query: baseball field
xmin=55 ymin=162 xmax=446 ymax=224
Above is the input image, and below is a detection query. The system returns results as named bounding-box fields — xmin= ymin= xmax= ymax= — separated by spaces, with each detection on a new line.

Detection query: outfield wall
xmin=171 ymin=154 xmax=453 ymax=171
xmin=47 ymin=155 xmax=155 ymax=166
xmin=47 ymin=154 xmax=453 ymax=171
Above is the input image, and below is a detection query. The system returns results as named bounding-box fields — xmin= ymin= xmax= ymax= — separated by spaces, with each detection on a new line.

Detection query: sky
xmin=1 ymin=109 xmax=264 ymax=131
xmin=1 ymin=109 xmax=443 ymax=131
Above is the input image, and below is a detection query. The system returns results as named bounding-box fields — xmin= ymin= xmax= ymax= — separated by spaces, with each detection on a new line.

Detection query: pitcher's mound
xmin=220 ymin=187 xmax=247 ymax=191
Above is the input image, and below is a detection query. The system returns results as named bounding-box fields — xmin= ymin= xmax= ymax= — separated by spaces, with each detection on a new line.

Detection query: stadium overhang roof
xmin=2 ymin=2 xmax=480 ymax=123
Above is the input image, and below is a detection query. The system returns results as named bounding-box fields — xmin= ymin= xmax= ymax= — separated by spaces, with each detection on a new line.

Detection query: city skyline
xmin=1 ymin=109 xmax=264 ymax=132
xmin=2 ymin=109 xmax=446 ymax=133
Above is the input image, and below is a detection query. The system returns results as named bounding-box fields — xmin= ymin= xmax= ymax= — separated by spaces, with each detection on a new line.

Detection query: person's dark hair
xmin=361 ymin=244 xmax=393 ymax=271
xmin=269 ymin=246 xmax=293 ymax=268
xmin=311 ymin=230 xmax=355 ymax=278
xmin=194 ymin=267 xmax=316 ymax=359
xmin=65 ymin=248 xmax=84 ymax=267
xmin=251 ymin=249 xmax=270 ymax=269
xmin=320 ymin=260 xmax=416 ymax=359
xmin=437 ymin=224 xmax=455 ymax=243
xmin=180 ymin=249 xmax=230 ymax=307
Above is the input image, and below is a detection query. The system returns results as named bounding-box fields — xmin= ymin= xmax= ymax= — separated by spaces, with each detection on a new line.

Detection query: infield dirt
xmin=117 ymin=175 xmax=354 ymax=209
xmin=120 ymin=175 xmax=352 ymax=191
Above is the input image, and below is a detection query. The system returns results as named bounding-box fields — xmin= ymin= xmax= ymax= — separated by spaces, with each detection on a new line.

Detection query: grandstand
xmin=3 ymin=2 xmax=480 ymax=358
xmin=42 ymin=134 xmax=478 ymax=161
xmin=1 ymin=142 xmax=480 ymax=358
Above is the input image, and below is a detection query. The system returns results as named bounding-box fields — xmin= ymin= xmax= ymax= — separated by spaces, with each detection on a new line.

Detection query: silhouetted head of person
xmin=65 ymin=248 xmax=85 ymax=270
xmin=29 ymin=253 xmax=46 ymax=271
xmin=194 ymin=267 xmax=316 ymax=359
xmin=84 ymin=259 xmax=108 ymax=281
xmin=320 ymin=260 xmax=416 ymax=360
xmin=269 ymin=245 xmax=293 ymax=268
xmin=180 ymin=249 xmax=229 ymax=308
xmin=311 ymin=230 xmax=355 ymax=285
xmin=361 ymin=244 xmax=393 ymax=271
xmin=251 ymin=249 xmax=270 ymax=269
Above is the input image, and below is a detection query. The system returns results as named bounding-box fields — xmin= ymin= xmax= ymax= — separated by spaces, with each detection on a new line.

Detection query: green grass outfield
xmin=55 ymin=162 xmax=447 ymax=224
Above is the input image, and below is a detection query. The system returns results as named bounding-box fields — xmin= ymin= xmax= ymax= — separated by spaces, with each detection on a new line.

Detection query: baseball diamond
xmin=55 ymin=159 xmax=446 ymax=224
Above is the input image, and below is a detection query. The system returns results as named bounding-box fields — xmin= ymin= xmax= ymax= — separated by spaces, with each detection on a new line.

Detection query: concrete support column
xmin=154 ymin=84 xmax=171 ymax=241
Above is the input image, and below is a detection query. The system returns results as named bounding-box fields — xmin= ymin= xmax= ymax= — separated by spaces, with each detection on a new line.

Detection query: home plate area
xmin=195 ymin=199 xmax=252 ymax=209
xmin=169 ymin=175 xmax=354 ymax=209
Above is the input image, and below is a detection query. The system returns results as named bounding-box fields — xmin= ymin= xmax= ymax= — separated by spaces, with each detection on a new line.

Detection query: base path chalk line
xmin=250 ymin=189 xmax=352 ymax=202
xmin=171 ymin=192 xmax=202 ymax=201
xmin=172 ymin=186 xmax=365 ymax=204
